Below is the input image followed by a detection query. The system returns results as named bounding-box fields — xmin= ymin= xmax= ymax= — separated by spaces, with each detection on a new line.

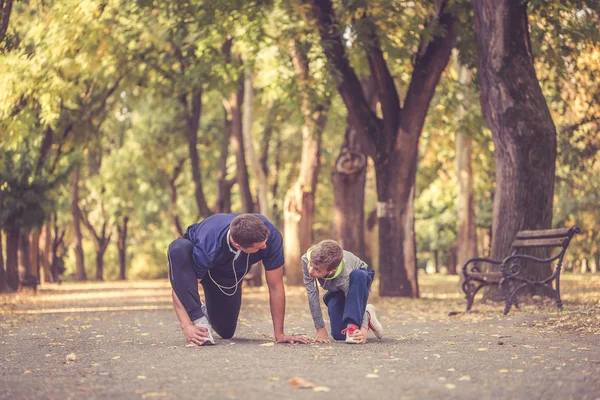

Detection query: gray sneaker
xmin=366 ymin=304 xmax=384 ymax=339
xmin=193 ymin=316 xmax=215 ymax=345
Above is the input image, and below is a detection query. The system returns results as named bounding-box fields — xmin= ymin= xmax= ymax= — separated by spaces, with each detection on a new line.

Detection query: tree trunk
xmin=72 ymin=168 xmax=87 ymax=281
xmin=473 ymin=0 xmax=557 ymax=285
xmin=0 ymin=227 xmax=5 ymax=292
xmin=331 ymin=78 xmax=376 ymax=261
xmin=29 ymin=230 xmax=40 ymax=280
xmin=39 ymin=223 xmax=53 ymax=284
xmin=0 ymin=190 xmax=5 ymax=292
xmin=5 ymin=224 xmax=19 ymax=291
xmin=455 ymin=56 xmax=478 ymax=277
xmin=0 ymin=0 xmax=14 ymax=44
xmin=224 ymin=81 xmax=254 ymax=213
xmin=166 ymin=161 xmax=185 ymax=237
xmin=182 ymin=89 xmax=212 ymax=218
xmin=283 ymin=40 xmax=330 ymax=285
xmin=215 ymin=108 xmax=234 ymax=214
xmin=18 ymin=232 xmax=32 ymax=280
xmin=243 ymin=69 xmax=270 ymax=219
xmin=309 ymin=0 xmax=456 ymax=297
xmin=51 ymin=214 xmax=66 ymax=282
xmin=117 ymin=216 xmax=128 ymax=280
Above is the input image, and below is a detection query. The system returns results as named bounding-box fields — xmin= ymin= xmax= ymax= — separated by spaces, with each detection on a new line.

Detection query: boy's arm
xmin=302 ymin=256 xmax=329 ymax=343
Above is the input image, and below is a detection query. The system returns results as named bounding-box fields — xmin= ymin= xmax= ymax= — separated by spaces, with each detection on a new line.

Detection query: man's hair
xmin=230 ymin=214 xmax=270 ymax=248
xmin=310 ymin=240 xmax=343 ymax=271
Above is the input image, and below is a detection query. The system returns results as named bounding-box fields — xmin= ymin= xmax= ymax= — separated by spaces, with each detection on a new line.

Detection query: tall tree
xmin=283 ymin=40 xmax=331 ymax=285
xmin=331 ymin=78 xmax=377 ymax=262
xmin=455 ymin=57 xmax=478 ymax=274
xmin=71 ymin=168 xmax=87 ymax=281
xmin=472 ymin=0 xmax=558 ymax=281
xmin=306 ymin=0 xmax=457 ymax=296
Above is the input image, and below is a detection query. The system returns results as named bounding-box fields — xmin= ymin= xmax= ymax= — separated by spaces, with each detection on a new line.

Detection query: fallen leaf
xmin=313 ymin=386 xmax=330 ymax=392
xmin=458 ymin=376 xmax=471 ymax=381
xmin=268 ymin=377 xmax=280 ymax=381
xmin=477 ymin=348 xmax=488 ymax=352
xmin=142 ymin=392 xmax=171 ymax=398
xmin=24 ymin=370 xmax=32 ymax=374
xmin=499 ymin=369 xmax=509 ymax=373
xmin=112 ymin=356 xmax=121 ymax=360
xmin=365 ymin=374 xmax=379 ymax=379
xmin=447 ymin=368 xmax=456 ymax=372
xmin=445 ymin=384 xmax=456 ymax=389
xmin=260 ymin=342 xmax=274 ymax=347
xmin=137 ymin=376 xmax=147 ymax=380
xmin=66 ymin=353 xmax=77 ymax=362
xmin=288 ymin=376 xmax=316 ymax=389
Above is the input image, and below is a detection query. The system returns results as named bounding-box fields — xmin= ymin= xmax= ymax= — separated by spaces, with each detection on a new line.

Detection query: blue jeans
xmin=323 ymin=268 xmax=374 ymax=340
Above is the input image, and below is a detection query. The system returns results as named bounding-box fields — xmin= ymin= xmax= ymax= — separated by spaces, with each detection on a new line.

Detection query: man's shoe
xmin=193 ymin=316 xmax=215 ymax=345
xmin=341 ymin=324 xmax=360 ymax=344
xmin=366 ymin=304 xmax=384 ymax=339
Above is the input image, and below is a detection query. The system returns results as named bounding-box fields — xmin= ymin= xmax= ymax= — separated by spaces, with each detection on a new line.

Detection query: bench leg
xmin=462 ymin=280 xmax=475 ymax=312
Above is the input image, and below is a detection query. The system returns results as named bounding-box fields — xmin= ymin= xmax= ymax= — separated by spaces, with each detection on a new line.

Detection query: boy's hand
xmin=314 ymin=328 xmax=330 ymax=343
xmin=352 ymin=327 xmax=369 ymax=344
xmin=276 ymin=334 xmax=310 ymax=344
xmin=181 ymin=323 xmax=210 ymax=345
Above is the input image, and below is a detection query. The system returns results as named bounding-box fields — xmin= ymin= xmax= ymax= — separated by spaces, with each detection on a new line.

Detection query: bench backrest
xmin=510 ymin=226 xmax=580 ymax=264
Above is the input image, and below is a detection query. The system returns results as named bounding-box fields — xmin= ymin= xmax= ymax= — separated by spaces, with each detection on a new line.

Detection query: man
xmin=167 ymin=213 xmax=308 ymax=345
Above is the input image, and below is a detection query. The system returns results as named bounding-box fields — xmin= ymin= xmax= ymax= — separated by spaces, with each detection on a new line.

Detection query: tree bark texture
xmin=224 ymin=81 xmax=254 ymax=214
xmin=0 ymin=190 xmax=5 ymax=291
xmin=39 ymin=223 xmax=53 ymax=283
xmin=331 ymin=78 xmax=377 ymax=262
xmin=117 ymin=216 xmax=129 ymax=280
xmin=72 ymin=168 xmax=87 ymax=281
xmin=455 ymin=59 xmax=478 ymax=276
xmin=283 ymin=40 xmax=330 ymax=285
xmin=0 ymin=0 xmax=14 ymax=44
xmin=166 ymin=161 xmax=185 ymax=237
xmin=28 ymin=230 xmax=40 ymax=280
xmin=243 ymin=69 xmax=270 ymax=219
xmin=18 ymin=232 xmax=31 ymax=280
xmin=308 ymin=0 xmax=457 ymax=296
xmin=473 ymin=0 xmax=557 ymax=284
xmin=215 ymin=108 xmax=234 ymax=214
xmin=181 ymin=89 xmax=212 ymax=219
xmin=5 ymin=224 xmax=18 ymax=290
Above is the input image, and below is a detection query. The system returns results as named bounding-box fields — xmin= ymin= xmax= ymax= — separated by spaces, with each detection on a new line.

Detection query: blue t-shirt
xmin=183 ymin=214 xmax=284 ymax=283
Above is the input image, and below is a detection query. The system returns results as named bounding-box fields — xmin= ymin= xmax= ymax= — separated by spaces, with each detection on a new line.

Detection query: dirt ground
xmin=1 ymin=275 xmax=599 ymax=400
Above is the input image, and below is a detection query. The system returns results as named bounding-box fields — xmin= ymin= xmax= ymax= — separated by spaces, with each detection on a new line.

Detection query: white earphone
xmin=208 ymin=231 xmax=250 ymax=296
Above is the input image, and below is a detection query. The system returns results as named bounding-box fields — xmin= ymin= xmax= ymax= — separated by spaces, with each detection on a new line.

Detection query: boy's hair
xmin=310 ymin=240 xmax=343 ymax=271
xmin=230 ymin=214 xmax=270 ymax=248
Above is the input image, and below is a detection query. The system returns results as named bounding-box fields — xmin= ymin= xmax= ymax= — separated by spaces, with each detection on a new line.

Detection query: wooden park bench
xmin=461 ymin=226 xmax=580 ymax=315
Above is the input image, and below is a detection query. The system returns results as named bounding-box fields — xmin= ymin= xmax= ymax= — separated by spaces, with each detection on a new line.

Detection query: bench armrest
xmin=462 ymin=257 xmax=503 ymax=277
xmin=500 ymin=253 xmax=562 ymax=278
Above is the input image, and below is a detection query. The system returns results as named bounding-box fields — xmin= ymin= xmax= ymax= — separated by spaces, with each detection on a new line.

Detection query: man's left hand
xmin=276 ymin=334 xmax=310 ymax=344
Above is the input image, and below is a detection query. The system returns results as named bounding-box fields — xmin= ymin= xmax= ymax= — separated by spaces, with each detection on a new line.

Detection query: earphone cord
xmin=208 ymin=253 xmax=251 ymax=297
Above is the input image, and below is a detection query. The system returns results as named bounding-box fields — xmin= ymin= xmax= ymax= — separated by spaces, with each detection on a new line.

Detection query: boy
xmin=302 ymin=240 xmax=383 ymax=344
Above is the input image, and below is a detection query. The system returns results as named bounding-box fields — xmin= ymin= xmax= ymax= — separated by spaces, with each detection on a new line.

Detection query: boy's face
xmin=308 ymin=262 xmax=333 ymax=279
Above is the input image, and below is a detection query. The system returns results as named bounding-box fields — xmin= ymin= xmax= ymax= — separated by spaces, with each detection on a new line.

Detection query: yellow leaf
xmin=313 ymin=386 xmax=331 ymax=392
xmin=365 ymin=374 xmax=379 ymax=378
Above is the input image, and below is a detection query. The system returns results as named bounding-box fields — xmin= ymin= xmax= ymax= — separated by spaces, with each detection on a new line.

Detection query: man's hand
xmin=275 ymin=334 xmax=310 ymax=344
xmin=181 ymin=323 xmax=210 ymax=345
xmin=314 ymin=327 xmax=330 ymax=343
xmin=351 ymin=327 xmax=369 ymax=344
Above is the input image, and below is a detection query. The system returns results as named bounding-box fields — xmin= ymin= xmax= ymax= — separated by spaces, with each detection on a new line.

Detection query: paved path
xmin=1 ymin=280 xmax=599 ymax=400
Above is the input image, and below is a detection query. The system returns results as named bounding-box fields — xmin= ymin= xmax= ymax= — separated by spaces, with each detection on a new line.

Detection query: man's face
xmin=240 ymin=239 xmax=268 ymax=254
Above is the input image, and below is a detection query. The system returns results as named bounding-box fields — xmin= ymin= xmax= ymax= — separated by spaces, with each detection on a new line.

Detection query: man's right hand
xmin=181 ymin=323 xmax=210 ymax=345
